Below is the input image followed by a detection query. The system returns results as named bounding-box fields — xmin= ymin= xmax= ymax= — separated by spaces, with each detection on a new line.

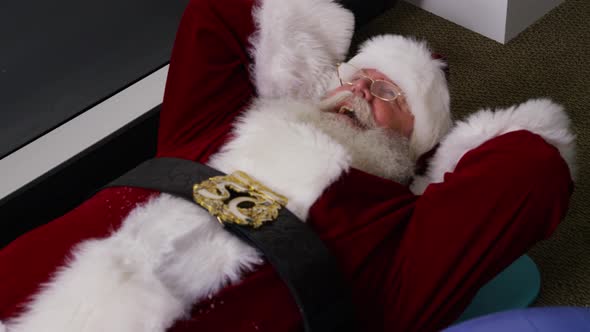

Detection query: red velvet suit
xmin=0 ymin=0 xmax=573 ymax=331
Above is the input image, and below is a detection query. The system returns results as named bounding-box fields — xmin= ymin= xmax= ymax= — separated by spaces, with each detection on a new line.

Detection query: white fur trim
xmin=250 ymin=0 xmax=354 ymax=100
xmin=347 ymin=35 xmax=452 ymax=159
xmin=0 ymin=321 xmax=6 ymax=332
xmin=5 ymin=234 xmax=184 ymax=332
xmin=209 ymin=98 xmax=352 ymax=220
xmin=411 ymin=98 xmax=576 ymax=195
xmin=7 ymin=99 xmax=353 ymax=331
xmin=6 ymin=194 xmax=262 ymax=332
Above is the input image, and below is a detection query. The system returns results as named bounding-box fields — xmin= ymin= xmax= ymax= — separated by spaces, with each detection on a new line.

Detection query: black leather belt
xmin=105 ymin=157 xmax=356 ymax=332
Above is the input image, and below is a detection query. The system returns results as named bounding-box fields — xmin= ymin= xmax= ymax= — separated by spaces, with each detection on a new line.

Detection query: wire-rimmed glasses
xmin=337 ymin=62 xmax=403 ymax=102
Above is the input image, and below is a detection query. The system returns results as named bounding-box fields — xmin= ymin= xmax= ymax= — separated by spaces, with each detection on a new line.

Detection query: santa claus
xmin=0 ymin=0 xmax=575 ymax=331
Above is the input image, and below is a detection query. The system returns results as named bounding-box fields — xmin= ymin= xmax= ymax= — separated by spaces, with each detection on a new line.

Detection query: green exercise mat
xmin=456 ymin=255 xmax=541 ymax=323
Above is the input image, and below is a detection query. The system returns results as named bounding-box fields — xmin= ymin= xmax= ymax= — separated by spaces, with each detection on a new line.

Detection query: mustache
xmin=318 ymin=91 xmax=353 ymax=112
xmin=319 ymin=91 xmax=376 ymax=129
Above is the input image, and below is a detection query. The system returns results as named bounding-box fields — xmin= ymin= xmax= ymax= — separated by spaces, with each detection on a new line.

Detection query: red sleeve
xmin=387 ymin=130 xmax=573 ymax=331
xmin=156 ymin=0 xmax=257 ymax=163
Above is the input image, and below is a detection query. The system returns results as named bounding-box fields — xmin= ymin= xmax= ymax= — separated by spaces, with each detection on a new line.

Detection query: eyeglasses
xmin=337 ymin=62 xmax=403 ymax=102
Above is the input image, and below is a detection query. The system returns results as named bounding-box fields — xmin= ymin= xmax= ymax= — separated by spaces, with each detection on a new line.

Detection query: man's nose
xmin=351 ymin=78 xmax=373 ymax=101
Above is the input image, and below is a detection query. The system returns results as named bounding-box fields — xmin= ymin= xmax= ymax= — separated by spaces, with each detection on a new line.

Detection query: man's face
xmin=323 ymin=68 xmax=415 ymax=138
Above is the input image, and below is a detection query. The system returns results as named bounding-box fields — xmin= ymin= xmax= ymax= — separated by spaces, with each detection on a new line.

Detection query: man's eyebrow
xmin=366 ymin=69 xmax=390 ymax=81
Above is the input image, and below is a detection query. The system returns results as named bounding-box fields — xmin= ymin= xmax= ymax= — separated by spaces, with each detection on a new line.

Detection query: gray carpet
xmin=355 ymin=0 xmax=590 ymax=307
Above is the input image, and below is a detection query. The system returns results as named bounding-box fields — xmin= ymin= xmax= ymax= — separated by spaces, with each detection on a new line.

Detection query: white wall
xmin=405 ymin=0 xmax=508 ymax=42
xmin=405 ymin=0 xmax=563 ymax=44
xmin=0 ymin=66 xmax=168 ymax=201
xmin=506 ymin=0 xmax=564 ymax=42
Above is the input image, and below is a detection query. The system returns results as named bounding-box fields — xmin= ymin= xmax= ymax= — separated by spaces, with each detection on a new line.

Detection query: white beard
xmin=308 ymin=92 xmax=415 ymax=184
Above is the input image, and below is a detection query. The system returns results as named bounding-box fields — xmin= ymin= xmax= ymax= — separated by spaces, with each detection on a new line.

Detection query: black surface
xmin=0 ymin=0 xmax=189 ymax=159
xmin=0 ymin=106 xmax=160 ymax=248
xmin=340 ymin=0 xmax=397 ymax=28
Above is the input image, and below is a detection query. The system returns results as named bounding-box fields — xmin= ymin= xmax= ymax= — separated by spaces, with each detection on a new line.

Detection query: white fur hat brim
xmin=347 ymin=35 xmax=452 ymax=158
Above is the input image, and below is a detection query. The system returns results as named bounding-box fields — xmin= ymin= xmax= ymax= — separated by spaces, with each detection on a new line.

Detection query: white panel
xmin=506 ymin=0 xmax=564 ymax=42
xmin=405 ymin=0 xmax=509 ymax=43
xmin=0 ymin=65 xmax=169 ymax=201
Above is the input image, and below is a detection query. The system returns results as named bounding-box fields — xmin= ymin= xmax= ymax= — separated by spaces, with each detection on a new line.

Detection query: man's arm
xmin=388 ymin=98 xmax=575 ymax=331
xmin=411 ymin=98 xmax=575 ymax=194
xmin=157 ymin=0 xmax=257 ymax=161
xmin=157 ymin=0 xmax=356 ymax=161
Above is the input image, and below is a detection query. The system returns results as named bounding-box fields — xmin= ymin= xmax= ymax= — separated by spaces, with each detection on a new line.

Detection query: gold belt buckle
xmin=192 ymin=171 xmax=288 ymax=228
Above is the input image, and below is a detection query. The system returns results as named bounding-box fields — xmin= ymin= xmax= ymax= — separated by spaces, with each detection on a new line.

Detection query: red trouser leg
xmin=386 ymin=131 xmax=573 ymax=331
xmin=156 ymin=0 xmax=257 ymax=163
xmin=0 ymin=188 xmax=157 ymax=320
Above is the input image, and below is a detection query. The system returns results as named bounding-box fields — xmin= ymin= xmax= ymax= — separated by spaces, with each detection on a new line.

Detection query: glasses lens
xmin=338 ymin=63 xmax=365 ymax=84
xmin=372 ymin=80 xmax=401 ymax=101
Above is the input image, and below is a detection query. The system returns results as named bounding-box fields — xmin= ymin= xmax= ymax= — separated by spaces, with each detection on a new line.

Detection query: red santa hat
xmin=346 ymin=35 xmax=452 ymax=159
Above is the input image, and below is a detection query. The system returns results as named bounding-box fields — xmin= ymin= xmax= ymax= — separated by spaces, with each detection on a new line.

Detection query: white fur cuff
xmin=251 ymin=0 xmax=354 ymax=100
xmin=411 ymin=98 xmax=576 ymax=195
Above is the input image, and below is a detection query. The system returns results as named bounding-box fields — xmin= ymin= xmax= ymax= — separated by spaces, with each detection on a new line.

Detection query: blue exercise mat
xmin=456 ymin=255 xmax=541 ymax=323
xmin=445 ymin=307 xmax=590 ymax=332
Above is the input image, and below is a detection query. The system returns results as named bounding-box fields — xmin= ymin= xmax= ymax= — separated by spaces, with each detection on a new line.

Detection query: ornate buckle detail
xmin=192 ymin=171 xmax=288 ymax=228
